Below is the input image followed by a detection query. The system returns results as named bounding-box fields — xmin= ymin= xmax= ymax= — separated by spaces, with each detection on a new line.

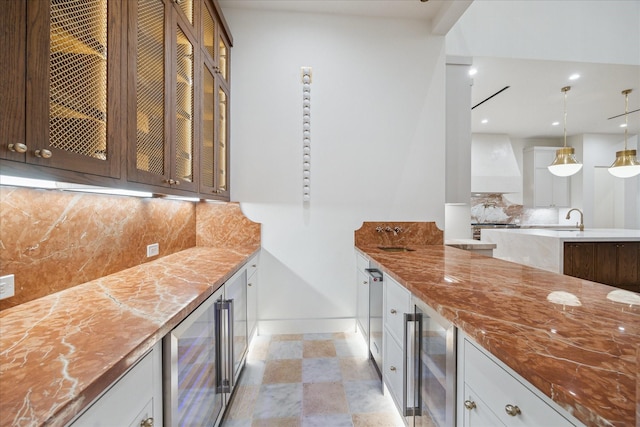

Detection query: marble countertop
xmin=356 ymin=244 xmax=639 ymax=427
xmin=0 ymin=246 xmax=259 ymax=427
xmin=484 ymin=227 xmax=640 ymax=241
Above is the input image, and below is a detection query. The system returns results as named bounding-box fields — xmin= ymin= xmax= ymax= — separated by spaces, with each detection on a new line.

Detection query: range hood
xmin=471 ymin=134 xmax=521 ymax=193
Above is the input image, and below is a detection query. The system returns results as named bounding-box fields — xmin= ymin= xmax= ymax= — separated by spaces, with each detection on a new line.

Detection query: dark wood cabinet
xmin=1 ymin=0 xmax=232 ymax=201
xmin=1 ymin=0 xmax=124 ymax=179
xmin=563 ymin=243 xmax=596 ymax=281
xmin=564 ymin=242 xmax=640 ymax=292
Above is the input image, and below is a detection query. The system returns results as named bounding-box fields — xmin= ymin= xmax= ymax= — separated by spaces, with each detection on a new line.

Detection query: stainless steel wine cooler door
xmin=406 ymin=300 xmax=457 ymax=427
xmin=164 ymin=287 xmax=226 ymax=427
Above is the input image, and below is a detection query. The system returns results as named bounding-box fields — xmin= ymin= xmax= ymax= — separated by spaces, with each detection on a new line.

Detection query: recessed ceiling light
xmin=481 ymin=119 xmax=488 ymax=124
xmin=620 ymin=123 xmax=627 ymax=128
xmin=569 ymin=73 xmax=580 ymax=80
xmin=552 ymin=121 xmax=560 ymax=126
xmin=468 ymin=67 xmax=477 ymax=76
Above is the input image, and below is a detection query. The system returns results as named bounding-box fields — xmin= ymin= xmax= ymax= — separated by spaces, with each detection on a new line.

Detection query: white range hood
xmin=471 ymin=134 xmax=521 ymax=193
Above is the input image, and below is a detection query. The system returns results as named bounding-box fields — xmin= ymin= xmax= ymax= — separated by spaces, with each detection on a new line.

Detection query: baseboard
xmin=257 ymin=317 xmax=357 ymax=335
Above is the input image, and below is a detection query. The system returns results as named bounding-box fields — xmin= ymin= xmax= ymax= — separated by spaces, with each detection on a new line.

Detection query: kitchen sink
xmin=377 ymin=246 xmax=416 ymax=252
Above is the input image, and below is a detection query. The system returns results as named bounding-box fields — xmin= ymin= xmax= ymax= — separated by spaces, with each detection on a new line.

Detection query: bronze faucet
xmin=566 ymin=208 xmax=584 ymax=231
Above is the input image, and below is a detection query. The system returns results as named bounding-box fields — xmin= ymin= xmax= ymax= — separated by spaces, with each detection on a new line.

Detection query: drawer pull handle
xmin=390 ymin=309 xmax=397 ymax=314
xmin=362 ymin=281 xmax=368 ymax=284
xmin=505 ymin=404 xmax=521 ymax=416
xmin=390 ymin=366 xmax=396 ymax=372
xmin=140 ymin=418 xmax=154 ymax=427
xmin=248 ymin=283 xmax=253 ymax=287
xmin=464 ymin=400 xmax=476 ymax=410
xmin=8 ymin=143 xmax=28 ymax=153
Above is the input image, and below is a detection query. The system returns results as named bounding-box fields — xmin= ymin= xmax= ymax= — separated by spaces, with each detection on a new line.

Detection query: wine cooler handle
xmin=226 ymin=298 xmax=235 ymax=390
xmin=403 ymin=311 xmax=423 ymax=417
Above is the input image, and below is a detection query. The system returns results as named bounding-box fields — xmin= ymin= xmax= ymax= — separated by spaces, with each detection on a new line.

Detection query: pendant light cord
xmin=623 ymin=89 xmax=629 ymax=151
xmin=562 ymin=86 xmax=570 ymax=148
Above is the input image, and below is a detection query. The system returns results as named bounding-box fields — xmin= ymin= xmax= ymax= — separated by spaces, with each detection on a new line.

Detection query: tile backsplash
xmin=0 ymin=187 xmax=260 ymax=310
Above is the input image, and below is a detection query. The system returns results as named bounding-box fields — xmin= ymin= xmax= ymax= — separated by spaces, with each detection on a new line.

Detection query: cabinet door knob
xmin=252 ymin=264 xmax=257 ymax=267
xmin=464 ymin=400 xmax=476 ymax=410
xmin=389 ymin=366 xmax=396 ymax=372
xmin=34 ymin=149 xmax=52 ymax=159
xmin=505 ymin=404 xmax=521 ymax=416
xmin=8 ymin=143 xmax=28 ymax=153
xmin=140 ymin=418 xmax=154 ymax=427
xmin=390 ymin=309 xmax=397 ymax=314
xmin=248 ymin=282 xmax=253 ymax=287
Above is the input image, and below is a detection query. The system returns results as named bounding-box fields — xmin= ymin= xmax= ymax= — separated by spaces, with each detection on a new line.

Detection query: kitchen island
xmin=356 ymin=244 xmax=638 ymax=427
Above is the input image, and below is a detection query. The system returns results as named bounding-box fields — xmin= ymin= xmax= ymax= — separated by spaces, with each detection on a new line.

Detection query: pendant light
xmin=548 ymin=86 xmax=583 ymax=177
xmin=608 ymin=89 xmax=640 ymax=178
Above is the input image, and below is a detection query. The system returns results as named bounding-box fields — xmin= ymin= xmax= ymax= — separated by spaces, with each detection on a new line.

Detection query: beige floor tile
xmin=271 ymin=334 xmax=304 ymax=341
xmin=262 ymin=359 xmax=302 ymax=384
xmin=251 ymin=418 xmax=302 ymax=427
xmin=248 ymin=338 xmax=271 ymax=361
xmin=225 ymin=385 xmax=259 ymax=420
xmin=303 ymin=340 xmax=336 ymax=358
xmin=303 ymin=382 xmax=349 ymax=416
xmin=339 ymin=357 xmax=379 ymax=381
xmin=352 ymin=412 xmax=404 ymax=427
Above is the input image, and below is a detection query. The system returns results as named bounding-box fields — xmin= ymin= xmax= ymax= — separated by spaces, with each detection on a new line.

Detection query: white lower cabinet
xmin=68 ymin=341 xmax=162 ymax=427
xmin=457 ymin=332 xmax=582 ymax=427
xmin=247 ymin=253 xmax=259 ymax=343
xmin=382 ymin=275 xmax=411 ymax=413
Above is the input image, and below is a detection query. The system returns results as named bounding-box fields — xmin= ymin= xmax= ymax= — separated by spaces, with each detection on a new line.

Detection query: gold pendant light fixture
xmin=548 ymin=86 xmax=583 ymax=177
xmin=608 ymin=89 xmax=640 ymax=178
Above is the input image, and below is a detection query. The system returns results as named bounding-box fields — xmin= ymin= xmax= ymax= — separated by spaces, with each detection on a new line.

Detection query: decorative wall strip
xmin=301 ymin=67 xmax=312 ymax=202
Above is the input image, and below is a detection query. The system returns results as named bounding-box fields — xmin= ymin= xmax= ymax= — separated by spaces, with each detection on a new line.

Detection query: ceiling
xmin=470 ymin=57 xmax=640 ymax=139
xmin=219 ymin=0 xmax=640 ymax=140
xmin=220 ymin=0 xmax=447 ymax=20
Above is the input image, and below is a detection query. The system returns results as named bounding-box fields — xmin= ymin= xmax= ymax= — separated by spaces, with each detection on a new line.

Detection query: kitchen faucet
xmin=566 ymin=208 xmax=584 ymax=231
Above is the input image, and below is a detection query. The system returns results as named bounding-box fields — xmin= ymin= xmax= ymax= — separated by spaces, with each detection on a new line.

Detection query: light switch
xmin=147 ymin=243 xmax=159 ymax=258
xmin=0 ymin=274 xmax=15 ymax=300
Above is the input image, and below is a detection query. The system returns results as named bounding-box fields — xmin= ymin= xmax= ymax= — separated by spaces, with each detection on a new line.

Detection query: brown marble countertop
xmin=356 ymin=244 xmax=639 ymax=427
xmin=444 ymin=238 xmax=497 ymax=250
xmin=0 ymin=246 xmax=259 ymax=427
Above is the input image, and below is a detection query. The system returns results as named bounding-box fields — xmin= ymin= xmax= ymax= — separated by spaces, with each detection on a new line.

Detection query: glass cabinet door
xmin=133 ymin=0 xmax=166 ymax=182
xmin=174 ymin=24 xmax=195 ymax=189
xmin=27 ymin=0 xmax=121 ymax=178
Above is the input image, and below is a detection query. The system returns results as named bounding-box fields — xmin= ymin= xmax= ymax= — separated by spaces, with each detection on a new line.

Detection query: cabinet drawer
xmin=70 ymin=343 xmax=160 ymax=426
xmin=383 ymin=326 xmax=405 ymax=412
xmin=247 ymin=254 xmax=259 ymax=279
xmin=463 ymin=338 xmax=576 ymax=426
xmin=461 ymin=384 xmax=505 ymax=427
xmin=356 ymin=251 xmax=369 ymax=272
xmin=384 ymin=276 xmax=411 ymax=343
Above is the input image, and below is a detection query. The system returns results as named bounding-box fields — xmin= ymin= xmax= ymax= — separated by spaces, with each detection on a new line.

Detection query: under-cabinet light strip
xmin=302 ymin=67 xmax=312 ymax=202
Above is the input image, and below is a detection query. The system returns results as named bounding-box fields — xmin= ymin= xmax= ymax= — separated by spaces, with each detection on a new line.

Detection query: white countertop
xmin=485 ymin=228 xmax=640 ymax=242
xmin=481 ymin=228 xmax=640 ymax=274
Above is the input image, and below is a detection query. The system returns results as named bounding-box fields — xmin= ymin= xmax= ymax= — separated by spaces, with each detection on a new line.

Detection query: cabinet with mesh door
xmin=127 ymin=0 xmax=232 ymax=199
xmin=1 ymin=0 xmax=124 ymax=180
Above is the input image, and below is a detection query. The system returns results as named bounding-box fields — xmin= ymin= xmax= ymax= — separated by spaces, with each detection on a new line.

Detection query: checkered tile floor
xmin=221 ymin=332 xmax=404 ymax=427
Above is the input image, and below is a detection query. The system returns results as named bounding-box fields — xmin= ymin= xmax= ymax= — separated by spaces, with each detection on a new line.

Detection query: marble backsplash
xmin=0 ymin=187 xmax=260 ymax=310
xmin=354 ymin=222 xmax=444 ymax=247
xmin=471 ymin=193 xmax=564 ymax=225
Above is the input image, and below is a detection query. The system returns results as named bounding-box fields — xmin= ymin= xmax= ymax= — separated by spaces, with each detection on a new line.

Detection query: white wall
xmin=581 ymin=134 xmax=640 ymax=229
xmin=225 ymin=8 xmax=446 ymax=333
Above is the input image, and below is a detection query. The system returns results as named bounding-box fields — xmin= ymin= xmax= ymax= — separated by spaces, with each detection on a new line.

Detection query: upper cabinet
xmin=1 ymin=0 xmax=124 ymax=179
xmin=523 ymin=147 xmax=571 ymax=208
xmin=1 ymin=0 xmax=232 ymax=201
xmin=199 ymin=0 xmax=230 ymax=199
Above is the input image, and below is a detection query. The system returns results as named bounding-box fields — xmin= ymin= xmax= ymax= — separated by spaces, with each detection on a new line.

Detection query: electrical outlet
xmin=146 ymin=243 xmax=159 ymax=258
xmin=0 ymin=274 xmax=15 ymax=300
